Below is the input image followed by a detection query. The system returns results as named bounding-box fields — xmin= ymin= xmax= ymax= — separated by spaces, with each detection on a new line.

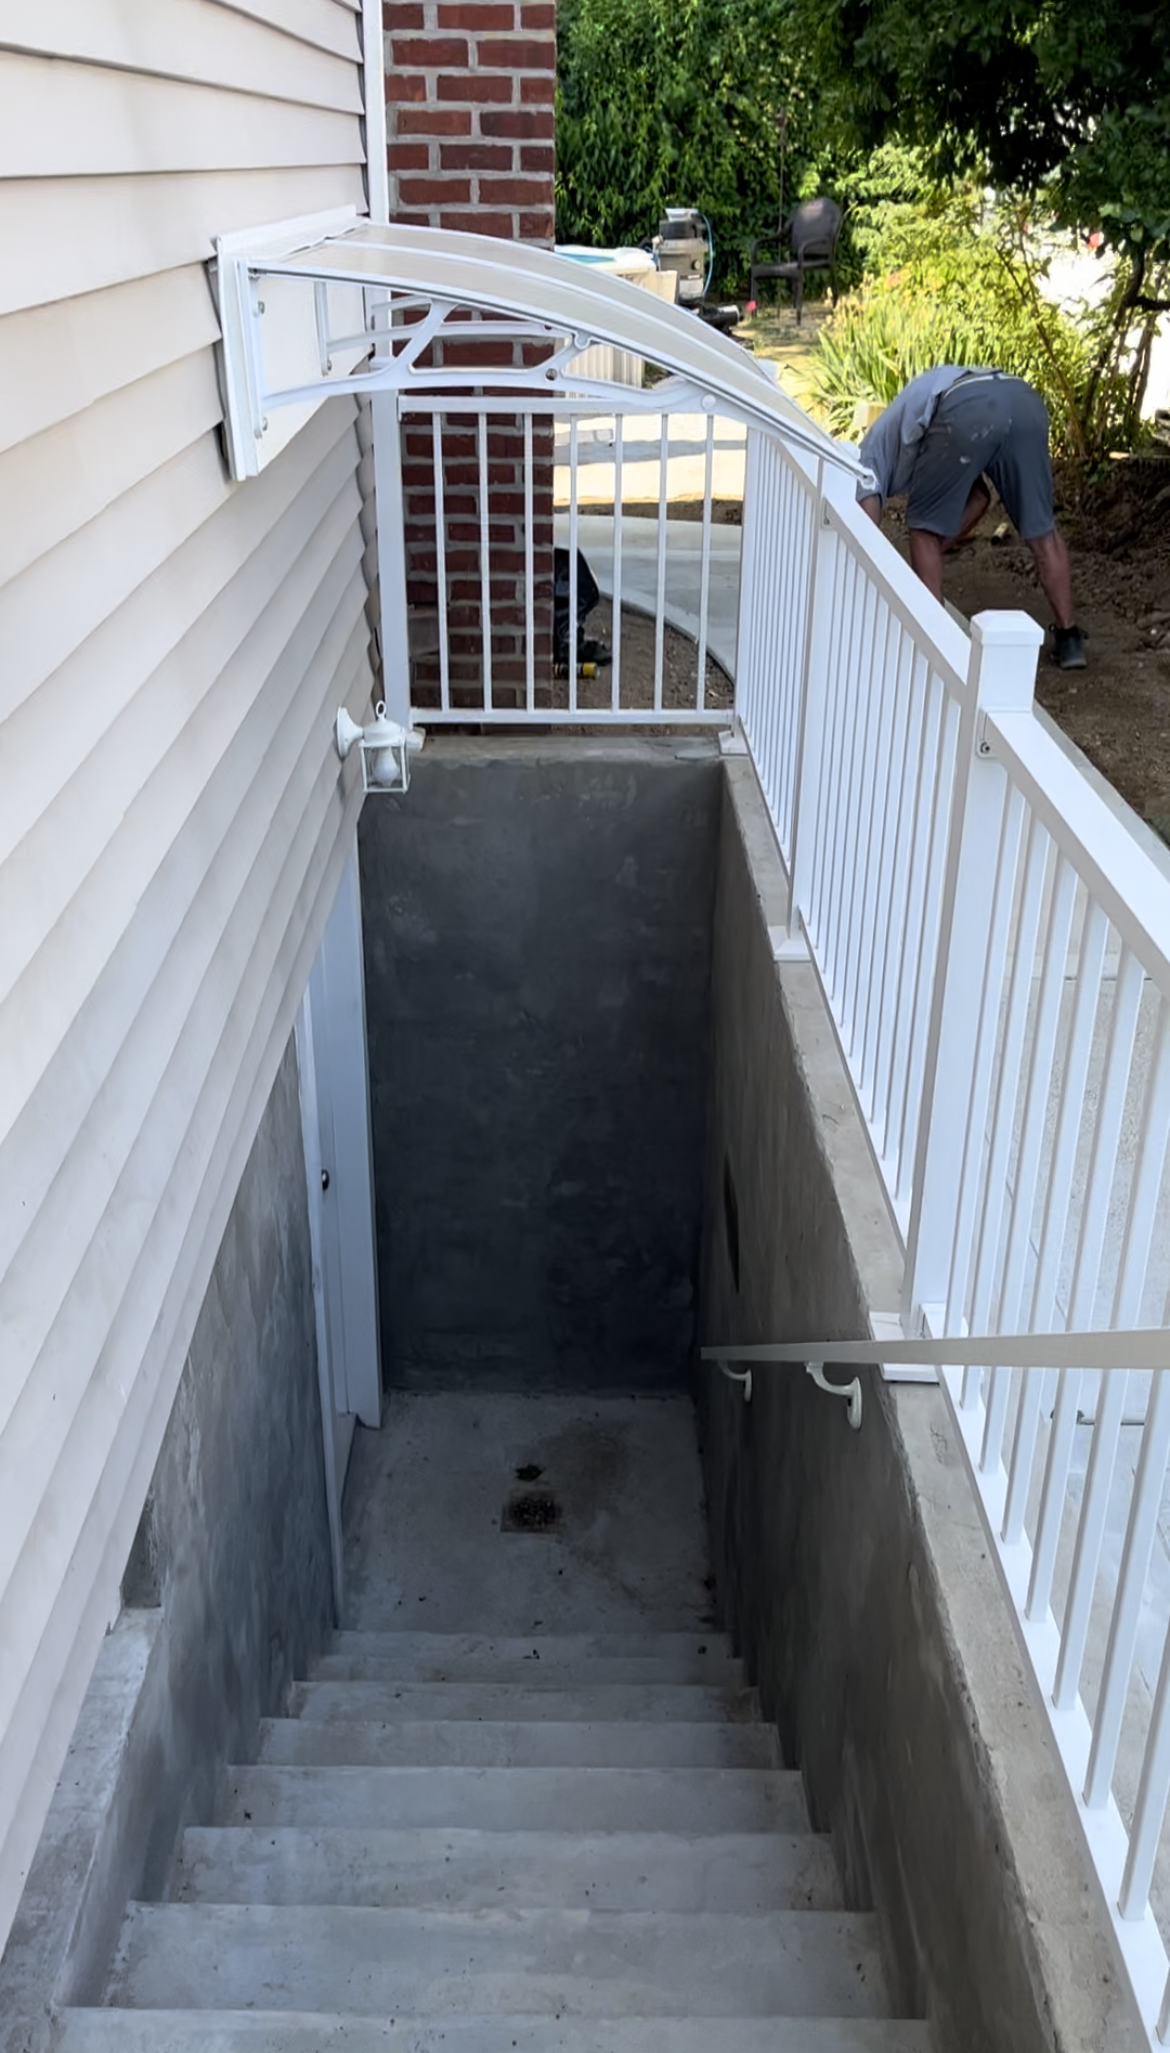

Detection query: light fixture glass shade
xmin=334 ymin=702 xmax=421 ymax=795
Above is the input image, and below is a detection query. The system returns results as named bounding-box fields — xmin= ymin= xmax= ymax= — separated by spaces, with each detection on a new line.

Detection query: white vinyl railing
xmin=389 ymin=388 xmax=742 ymax=725
xmin=733 ymin=429 xmax=1170 ymax=2044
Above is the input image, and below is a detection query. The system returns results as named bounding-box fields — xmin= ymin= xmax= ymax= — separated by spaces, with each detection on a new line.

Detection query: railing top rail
xmin=705 ymin=1328 xmax=1170 ymax=1370
xmin=987 ymin=705 xmax=1170 ymax=1001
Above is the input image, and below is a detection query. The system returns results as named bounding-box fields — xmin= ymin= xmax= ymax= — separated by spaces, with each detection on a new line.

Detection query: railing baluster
xmin=478 ymin=409 xmax=492 ymax=712
xmin=966 ymin=816 xmax=1049 ymax=1337
xmin=696 ymin=412 xmax=715 ymax=711
xmin=611 ymin=415 xmax=624 ymax=710
xmin=567 ymin=415 xmax=579 ymax=713
xmin=840 ymin=597 xmax=890 ymax=1048
xmin=1062 ymin=946 xmax=1144 ymax=1342
xmin=1004 ymin=1366 xmax=1045 ymax=1540
xmin=998 ymin=850 xmax=1079 ymax=1357
xmin=873 ymin=647 xmax=929 ymax=1161
xmin=1024 ymin=897 xmax=1109 ymax=1336
xmin=1122 ymin=1606 xmax=1170 ymax=1917
xmin=523 ymin=412 xmax=535 ymax=714
xmin=654 ymin=414 xmax=668 ymax=711
xmin=896 ymin=686 xmax=961 ymax=1207
xmin=947 ymin=785 xmax=1024 ymax=1337
xmin=782 ymin=484 xmax=816 ymax=853
xmin=981 ymin=1363 xmax=1014 ymax=1474
xmin=809 ymin=541 xmax=852 ymax=948
xmin=857 ymin=616 xmax=907 ymax=1108
xmin=1027 ymin=1364 xmax=1083 ymax=1619
xmin=1055 ymin=1367 xmax=1129 ymax=1710
xmin=1086 ymin=1366 xmax=1170 ymax=1807
xmin=433 ymin=413 xmax=450 ymax=712
xmin=370 ymin=390 xmax=413 ymax=725
xmin=768 ymin=454 xmax=794 ymax=830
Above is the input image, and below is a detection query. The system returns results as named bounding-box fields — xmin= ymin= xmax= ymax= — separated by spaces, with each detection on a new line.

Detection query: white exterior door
xmin=297 ymin=840 xmax=382 ymax=1616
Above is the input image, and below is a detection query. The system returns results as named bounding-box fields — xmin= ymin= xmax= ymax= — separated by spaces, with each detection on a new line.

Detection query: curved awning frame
xmin=212 ymin=208 xmax=872 ymax=486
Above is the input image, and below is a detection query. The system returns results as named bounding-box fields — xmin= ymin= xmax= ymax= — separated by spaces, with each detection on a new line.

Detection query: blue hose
xmin=698 ymin=212 xmax=715 ymax=296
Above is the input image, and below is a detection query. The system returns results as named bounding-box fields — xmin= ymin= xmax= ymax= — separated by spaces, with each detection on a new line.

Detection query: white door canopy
xmin=212 ymin=208 xmax=872 ymax=485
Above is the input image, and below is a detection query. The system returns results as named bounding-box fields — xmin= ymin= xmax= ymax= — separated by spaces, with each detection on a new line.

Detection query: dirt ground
xmin=569 ymin=596 xmax=732 ymax=715
xmin=738 ymin=302 xmax=1170 ymax=831
xmin=574 ymin=472 xmax=1170 ymax=828
xmin=891 ymin=473 xmax=1170 ymax=827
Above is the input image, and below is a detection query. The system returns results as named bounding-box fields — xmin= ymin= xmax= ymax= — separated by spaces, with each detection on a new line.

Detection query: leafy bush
xmin=555 ymin=0 xmax=821 ymax=293
xmin=806 ymin=194 xmax=1097 ymax=462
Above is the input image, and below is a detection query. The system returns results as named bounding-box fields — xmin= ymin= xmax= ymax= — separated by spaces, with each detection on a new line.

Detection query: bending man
xmin=858 ymin=366 xmax=1086 ymax=669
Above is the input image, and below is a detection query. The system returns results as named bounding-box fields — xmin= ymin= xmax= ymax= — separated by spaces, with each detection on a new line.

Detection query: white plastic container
xmin=554 ymin=246 xmax=677 ymax=387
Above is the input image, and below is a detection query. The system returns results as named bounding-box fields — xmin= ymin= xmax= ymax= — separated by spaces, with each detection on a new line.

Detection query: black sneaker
xmin=1053 ymin=625 xmax=1087 ymax=670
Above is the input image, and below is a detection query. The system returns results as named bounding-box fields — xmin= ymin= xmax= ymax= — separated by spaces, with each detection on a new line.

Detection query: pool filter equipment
xmin=652 ymin=209 xmax=740 ymax=332
xmin=653 ymin=209 xmax=711 ymax=307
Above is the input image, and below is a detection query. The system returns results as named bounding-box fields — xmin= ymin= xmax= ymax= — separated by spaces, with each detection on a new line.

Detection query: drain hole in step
xmin=502 ymin=1488 xmax=562 ymax=1534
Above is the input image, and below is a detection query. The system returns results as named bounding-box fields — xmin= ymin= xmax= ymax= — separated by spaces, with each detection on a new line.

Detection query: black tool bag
xmin=552 ymin=546 xmax=602 ymax=664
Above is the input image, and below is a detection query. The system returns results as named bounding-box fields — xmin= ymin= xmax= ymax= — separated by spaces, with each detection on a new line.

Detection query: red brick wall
xmin=384 ymin=1 xmax=558 ymax=708
xmin=384 ymin=2 xmax=555 ymax=242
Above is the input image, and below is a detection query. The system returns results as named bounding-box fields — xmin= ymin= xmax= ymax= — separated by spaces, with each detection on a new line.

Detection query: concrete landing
xmin=341 ymin=1392 xmax=714 ymax=1635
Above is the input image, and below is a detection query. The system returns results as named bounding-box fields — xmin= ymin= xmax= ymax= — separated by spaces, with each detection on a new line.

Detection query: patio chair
xmin=749 ymin=198 xmax=843 ymax=323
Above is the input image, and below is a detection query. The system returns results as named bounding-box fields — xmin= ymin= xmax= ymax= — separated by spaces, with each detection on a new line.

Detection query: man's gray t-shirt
xmin=858 ymin=366 xmax=992 ymax=506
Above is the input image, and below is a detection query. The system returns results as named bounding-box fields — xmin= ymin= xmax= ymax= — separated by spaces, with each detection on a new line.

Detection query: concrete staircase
xmin=61 ymin=1627 xmax=930 ymax=2052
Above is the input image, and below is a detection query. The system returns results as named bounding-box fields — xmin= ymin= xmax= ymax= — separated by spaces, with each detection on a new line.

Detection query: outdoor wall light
xmin=334 ymin=704 xmax=423 ymax=795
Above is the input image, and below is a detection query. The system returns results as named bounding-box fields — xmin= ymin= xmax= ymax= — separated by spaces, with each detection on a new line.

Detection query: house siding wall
xmin=0 ymin=1 xmax=379 ymax=1959
xmin=0 ymin=1037 xmax=333 ymax=2031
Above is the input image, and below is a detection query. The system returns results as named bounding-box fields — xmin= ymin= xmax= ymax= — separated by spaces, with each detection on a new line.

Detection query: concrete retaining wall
xmin=697 ymin=758 xmax=1145 ymax=2053
xmin=359 ymin=738 xmax=722 ymax=1393
xmin=0 ymin=1035 xmax=333 ymax=2033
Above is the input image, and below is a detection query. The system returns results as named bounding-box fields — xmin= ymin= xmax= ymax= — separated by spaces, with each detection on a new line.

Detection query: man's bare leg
xmin=909 ymin=482 xmax=991 ymax=598
xmin=943 ymin=480 xmax=992 ymax=552
xmin=1026 ymin=528 xmax=1077 ymax=629
xmin=907 ymin=528 xmax=946 ymax=600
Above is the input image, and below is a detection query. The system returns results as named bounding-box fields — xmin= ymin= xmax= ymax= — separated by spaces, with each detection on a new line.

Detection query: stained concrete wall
xmin=0 ymin=1034 xmax=333 ymax=2033
xmin=697 ymin=759 xmax=1145 ymax=2053
xmin=360 ymin=738 xmax=721 ymax=1392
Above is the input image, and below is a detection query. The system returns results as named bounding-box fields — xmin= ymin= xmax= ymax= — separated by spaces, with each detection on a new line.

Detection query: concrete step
xmin=175 ymin=1824 xmax=839 ymax=1912
xmin=61 ymin=2010 xmax=934 ymax=2053
xmin=312 ymin=1649 xmax=742 ymax=1688
xmin=330 ymin=1631 xmax=736 ymax=1663
xmin=258 ymin=1715 xmax=781 ymax=1769
xmin=289 ymin=1679 xmax=763 ymax=1725
xmin=217 ymin=1764 xmax=808 ymax=1835
xmin=106 ymin=1904 xmax=890 ymax=2018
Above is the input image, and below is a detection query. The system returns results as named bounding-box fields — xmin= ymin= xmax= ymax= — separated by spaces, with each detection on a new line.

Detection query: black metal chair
xmin=749 ymin=198 xmax=843 ymax=323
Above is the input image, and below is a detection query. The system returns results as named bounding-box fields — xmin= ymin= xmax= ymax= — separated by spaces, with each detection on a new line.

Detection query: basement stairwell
xmin=57 ymin=1392 xmax=931 ymax=2052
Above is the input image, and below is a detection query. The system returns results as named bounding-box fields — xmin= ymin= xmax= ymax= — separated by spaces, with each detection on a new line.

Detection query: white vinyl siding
xmin=0 ymin=0 xmax=378 ymax=1956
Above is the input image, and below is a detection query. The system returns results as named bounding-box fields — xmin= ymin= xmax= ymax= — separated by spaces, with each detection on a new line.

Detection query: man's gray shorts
xmin=907 ymin=374 xmax=1055 ymax=540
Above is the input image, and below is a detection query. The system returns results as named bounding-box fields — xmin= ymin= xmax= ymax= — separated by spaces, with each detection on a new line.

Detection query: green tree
xmin=796 ymin=0 xmax=1170 ymax=272
xmin=555 ymin=0 xmax=820 ymax=291
xmin=794 ymin=0 xmax=1169 ymax=463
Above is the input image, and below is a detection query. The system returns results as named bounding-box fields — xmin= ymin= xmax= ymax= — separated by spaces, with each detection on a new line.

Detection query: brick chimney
xmin=385 ymin=3 xmax=555 ymax=244
xmin=382 ymin=2 xmax=558 ymax=710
